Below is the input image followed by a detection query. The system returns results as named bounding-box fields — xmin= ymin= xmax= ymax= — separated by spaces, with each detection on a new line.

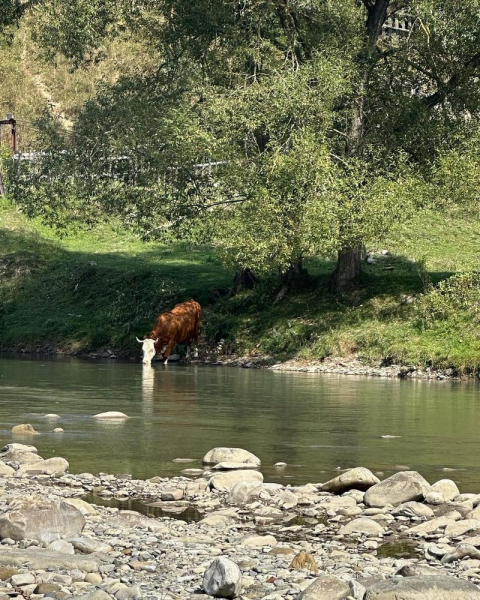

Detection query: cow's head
xmin=136 ymin=337 xmax=158 ymax=365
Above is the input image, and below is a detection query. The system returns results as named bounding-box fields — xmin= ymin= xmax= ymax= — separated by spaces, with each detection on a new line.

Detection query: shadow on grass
xmin=0 ymin=226 xmax=457 ymax=360
xmin=0 ymin=227 xmax=232 ymax=352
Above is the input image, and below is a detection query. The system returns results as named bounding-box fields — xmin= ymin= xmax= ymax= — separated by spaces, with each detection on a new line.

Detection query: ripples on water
xmin=1 ymin=354 xmax=480 ymax=491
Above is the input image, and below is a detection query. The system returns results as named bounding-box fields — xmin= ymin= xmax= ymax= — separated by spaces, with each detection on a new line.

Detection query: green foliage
xmin=416 ymin=272 xmax=480 ymax=329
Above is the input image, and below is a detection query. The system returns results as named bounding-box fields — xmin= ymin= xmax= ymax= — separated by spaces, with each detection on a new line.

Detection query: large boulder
xmin=364 ymin=575 xmax=480 ymax=599
xmin=322 ymin=468 xmax=380 ymax=494
xmin=1 ymin=443 xmax=41 ymax=465
xmin=430 ymin=479 xmax=460 ymax=502
xmin=15 ymin=457 xmax=69 ymax=478
xmin=203 ymin=447 xmax=261 ymax=467
xmin=203 ymin=557 xmax=242 ymax=598
xmin=227 ymin=481 xmax=265 ymax=505
xmin=210 ymin=470 xmax=263 ymax=492
xmin=299 ymin=575 xmax=350 ymax=599
xmin=0 ymin=497 xmax=85 ymax=542
xmin=364 ymin=471 xmax=430 ymax=508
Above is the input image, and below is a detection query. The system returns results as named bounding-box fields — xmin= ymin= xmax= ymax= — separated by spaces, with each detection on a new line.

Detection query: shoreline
xmin=1 ymin=349 xmax=473 ymax=381
xmin=2 ymin=444 xmax=480 ymax=598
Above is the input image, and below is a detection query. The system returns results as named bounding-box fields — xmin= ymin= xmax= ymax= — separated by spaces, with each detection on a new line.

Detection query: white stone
xmin=203 ymin=557 xmax=242 ymax=598
xmin=203 ymin=447 xmax=261 ymax=466
xmin=92 ymin=411 xmax=129 ymax=420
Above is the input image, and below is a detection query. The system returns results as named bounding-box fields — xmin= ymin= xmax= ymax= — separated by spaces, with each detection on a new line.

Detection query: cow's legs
xmin=186 ymin=345 xmax=191 ymax=360
xmin=163 ymin=340 xmax=176 ymax=365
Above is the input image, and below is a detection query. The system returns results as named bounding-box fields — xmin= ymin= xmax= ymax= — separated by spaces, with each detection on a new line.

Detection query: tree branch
xmin=423 ymin=51 xmax=480 ymax=108
xmin=387 ymin=0 xmax=410 ymax=17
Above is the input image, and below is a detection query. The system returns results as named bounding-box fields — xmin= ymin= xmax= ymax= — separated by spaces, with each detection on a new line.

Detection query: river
xmin=1 ymin=355 xmax=479 ymax=491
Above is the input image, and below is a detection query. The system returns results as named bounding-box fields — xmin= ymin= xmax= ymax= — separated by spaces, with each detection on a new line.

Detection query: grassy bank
xmin=1 ymin=199 xmax=480 ymax=373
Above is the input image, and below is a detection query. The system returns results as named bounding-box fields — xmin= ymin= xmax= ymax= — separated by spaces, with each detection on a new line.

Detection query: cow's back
xmin=153 ymin=300 xmax=201 ymax=344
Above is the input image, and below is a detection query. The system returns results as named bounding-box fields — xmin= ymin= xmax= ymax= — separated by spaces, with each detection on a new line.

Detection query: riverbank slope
xmin=1 ymin=199 xmax=480 ymax=375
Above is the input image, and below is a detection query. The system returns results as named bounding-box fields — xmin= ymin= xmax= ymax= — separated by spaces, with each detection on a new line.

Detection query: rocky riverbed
xmin=1 ymin=444 xmax=480 ymax=599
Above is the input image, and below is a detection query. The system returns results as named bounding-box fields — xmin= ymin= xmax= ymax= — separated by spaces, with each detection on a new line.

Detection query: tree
xmin=13 ymin=0 xmax=480 ymax=292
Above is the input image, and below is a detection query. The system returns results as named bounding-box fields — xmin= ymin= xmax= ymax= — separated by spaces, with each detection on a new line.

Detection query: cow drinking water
xmin=136 ymin=299 xmax=201 ymax=365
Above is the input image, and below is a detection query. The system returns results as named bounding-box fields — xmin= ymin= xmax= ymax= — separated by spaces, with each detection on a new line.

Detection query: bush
xmin=416 ymin=272 xmax=480 ymax=329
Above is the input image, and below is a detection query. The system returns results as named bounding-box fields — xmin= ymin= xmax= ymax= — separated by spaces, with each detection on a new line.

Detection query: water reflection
xmin=142 ymin=366 xmax=155 ymax=411
xmin=2 ymin=355 xmax=480 ymax=490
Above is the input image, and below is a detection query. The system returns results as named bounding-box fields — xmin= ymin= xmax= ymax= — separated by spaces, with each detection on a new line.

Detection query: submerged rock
xmin=11 ymin=424 xmax=38 ymax=435
xmin=92 ymin=411 xmax=129 ymax=420
xmin=202 ymin=447 xmax=261 ymax=466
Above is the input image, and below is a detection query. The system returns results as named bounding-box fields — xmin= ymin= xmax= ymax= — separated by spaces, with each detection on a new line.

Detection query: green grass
xmin=1 ymin=200 xmax=480 ymax=373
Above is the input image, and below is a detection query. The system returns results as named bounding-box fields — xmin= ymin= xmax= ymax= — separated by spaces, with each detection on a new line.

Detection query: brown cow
xmin=136 ymin=299 xmax=201 ymax=365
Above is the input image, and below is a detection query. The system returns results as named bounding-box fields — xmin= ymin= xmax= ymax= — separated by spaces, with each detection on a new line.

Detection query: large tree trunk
xmin=230 ymin=268 xmax=256 ymax=296
xmin=275 ymin=258 xmax=304 ymax=303
xmin=329 ymin=244 xmax=363 ymax=292
xmin=329 ymin=0 xmax=391 ymax=293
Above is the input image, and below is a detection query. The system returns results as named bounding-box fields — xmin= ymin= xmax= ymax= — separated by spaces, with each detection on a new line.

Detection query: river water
xmin=1 ymin=355 xmax=480 ymax=491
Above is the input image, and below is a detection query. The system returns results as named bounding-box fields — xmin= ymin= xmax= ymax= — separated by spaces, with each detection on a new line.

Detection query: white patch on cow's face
xmin=141 ymin=339 xmax=157 ymax=365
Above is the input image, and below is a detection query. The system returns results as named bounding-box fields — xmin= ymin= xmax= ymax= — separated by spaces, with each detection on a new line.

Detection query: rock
xmin=241 ymin=535 xmax=277 ymax=547
xmin=392 ymin=502 xmax=434 ymax=519
xmin=425 ymin=490 xmax=444 ymax=505
xmin=322 ymin=467 xmax=380 ymax=494
xmin=63 ymin=498 xmax=97 ymax=516
xmin=274 ymin=489 xmax=298 ymax=509
xmin=431 ymin=479 xmax=460 ymax=502
xmin=92 ymin=411 xmax=129 ymax=420
xmin=203 ymin=447 xmax=261 ymax=467
xmin=203 ymin=557 xmax=242 ymax=598
xmin=35 ymin=583 xmax=62 ymax=594
xmin=114 ymin=510 xmax=167 ymax=533
xmin=290 ymin=551 xmax=318 ymax=573
xmin=407 ymin=515 xmax=456 ymax=535
xmin=0 ymin=497 xmax=85 ymax=542
xmin=364 ymin=575 xmax=480 ymax=598
xmin=200 ymin=514 xmax=235 ymax=527
xmin=211 ymin=462 xmax=259 ymax=471
xmin=48 ymin=539 xmax=75 ymax=554
xmin=339 ymin=517 xmax=385 ymax=537
xmin=210 ymin=470 xmax=263 ymax=492
xmin=275 ymin=462 xmax=287 ymax=468
xmin=0 ymin=449 xmax=41 ymax=464
xmin=71 ymin=537 xmax=113 ymax=554
xmin=11 ymin=424 xmax=39 ymax=435
xmin=364 ymin=471 xmax=430 ymax=507
xmin=43 ymin=414 xmax=60 ymax=419
xmin=85 ymin=573 xmax=102 ymax=584
xmin=0 ymin=548 xmax=100 ymax=571
xmin=1 ymin=443 xmax=37 ymax=453
xmin=299 ymin=574 xmax=350 ymax=599
xmin=444 ymin=519 xmax=480 ymax=537
xmin=0 ymin=463 xmax=14 ymax=477
xmin=71 ymin=592 xmax=112 ymax=600
xmin=11 ymin=573 xmax=35 ymax=586
xmin=15 ymin=456 xmax=69 ymax=477
xmin=161 ymin=488 xmax=184 ymax=501
xmin=227 ymin=481 xmax=265 ymax=505
xmin=396 ymin=565 xmax=441 ymax=577
xmin=441 ymin=543 xmax=480 ymax=563
xmin=0 ymin=567 xmax=17 ymax=580
xmin=53 ymin=428 xmax=64 ymax=433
